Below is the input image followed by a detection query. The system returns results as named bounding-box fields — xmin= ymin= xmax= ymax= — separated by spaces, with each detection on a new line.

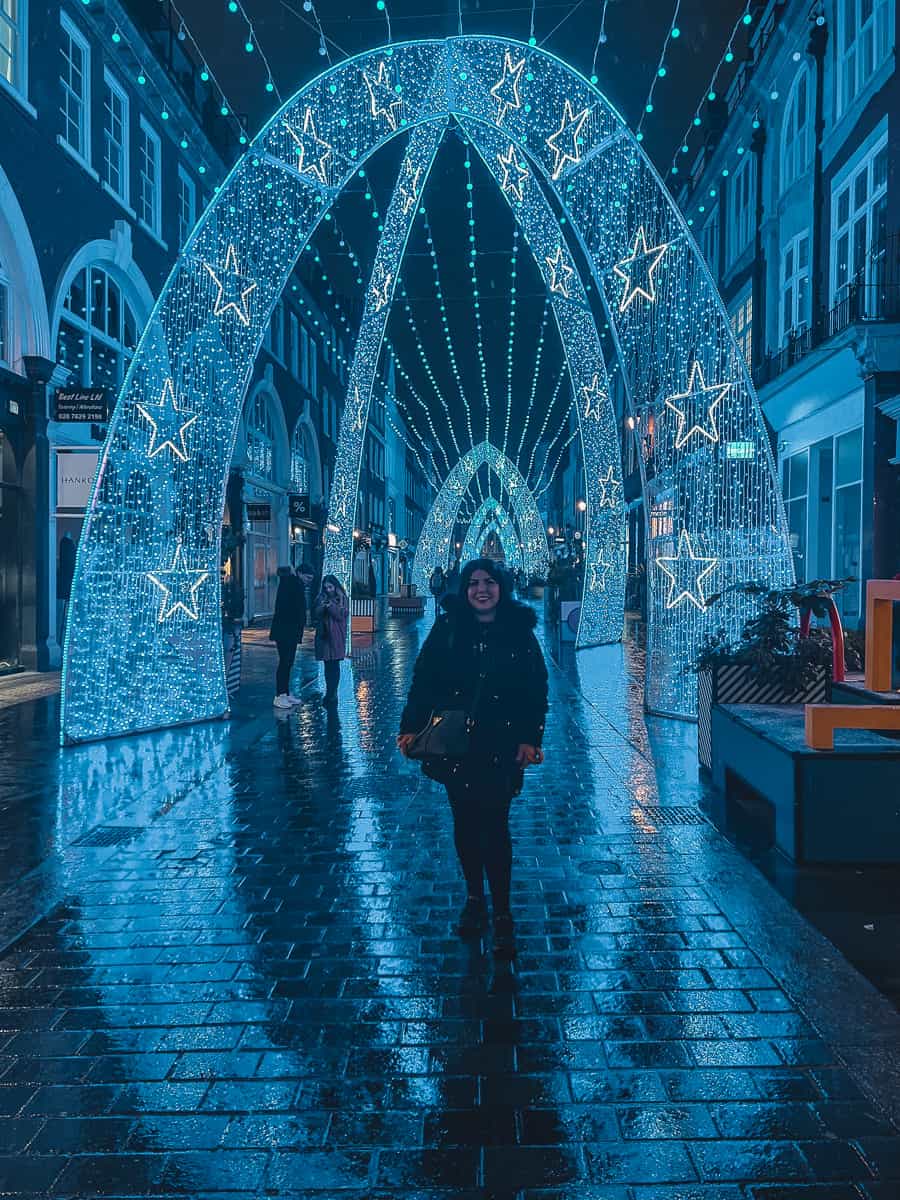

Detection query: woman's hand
xmin=396 ymin=734 xmax=416 ymax=757
xmin=515 ymin=744 xmax=543 ymax=767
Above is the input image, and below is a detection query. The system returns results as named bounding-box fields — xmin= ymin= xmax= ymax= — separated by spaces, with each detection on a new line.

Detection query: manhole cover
xmin=635 ymin=806 xmax=707 ymax=826
xmin=73 ymin=826 xmax=145 ymax=847
xmin=578 ymin=859 xmax=623 ymax=875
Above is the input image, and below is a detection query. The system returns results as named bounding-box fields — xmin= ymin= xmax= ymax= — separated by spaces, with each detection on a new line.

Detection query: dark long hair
xmin=447 ymin=558 xmax=522 ymax=635
xmin=317 ymin=573 xmax=348 ymax=605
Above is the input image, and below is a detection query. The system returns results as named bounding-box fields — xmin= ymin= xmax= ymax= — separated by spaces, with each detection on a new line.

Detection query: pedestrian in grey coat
xmin=314 ymin=574 xmax=349 ymax=704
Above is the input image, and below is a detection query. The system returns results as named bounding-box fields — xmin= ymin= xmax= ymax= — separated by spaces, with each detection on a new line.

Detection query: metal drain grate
xmin=72 ymin=825 xmax=145 ymax=848
xmin=635 ymin=806 xmax=707 ymax=826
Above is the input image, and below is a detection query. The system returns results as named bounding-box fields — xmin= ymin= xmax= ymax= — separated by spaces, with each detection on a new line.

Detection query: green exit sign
xmin=726 ymin=441 xmax=756 ymax=460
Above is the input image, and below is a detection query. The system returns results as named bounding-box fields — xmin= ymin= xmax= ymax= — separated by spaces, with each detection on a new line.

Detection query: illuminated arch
xmin=461 ymin=499 xmax=524 ymax=571
xmin=62 ymin=36 xmax=792 ymax=742
xmin=412 ymin=441 xmax=548 ymax=596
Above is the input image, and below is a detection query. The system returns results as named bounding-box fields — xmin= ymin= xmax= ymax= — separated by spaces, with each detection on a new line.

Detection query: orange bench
xmin=805 ymin=703 xmax=900 ymax=750
xmin=865 ymin=578 xmax=900 ymax=692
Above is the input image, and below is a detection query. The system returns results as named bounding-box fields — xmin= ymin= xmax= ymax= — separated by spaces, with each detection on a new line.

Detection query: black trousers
xmin=275 ymin=640 xmax=297 ymax=695
xmin=323 ymin=659 xmax=340 ymax=697
xmin=445 ymin=773 xmax=515 ymax=913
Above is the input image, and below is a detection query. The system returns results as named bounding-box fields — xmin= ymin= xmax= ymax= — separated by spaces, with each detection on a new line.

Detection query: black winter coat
xmin=400 ymin=603 xmax=548 ymax=775
xmin=269 ymin=576 xmax=306 ymax=643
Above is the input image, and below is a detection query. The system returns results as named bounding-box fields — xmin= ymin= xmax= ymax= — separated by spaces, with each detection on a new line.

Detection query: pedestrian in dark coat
xmin=397 ymin=558 xmax=548 ymax=958
xmin=269 ymin=566 xmax=306 ymax=708
xmin=314 ymin=574 xmax=349 ymax=704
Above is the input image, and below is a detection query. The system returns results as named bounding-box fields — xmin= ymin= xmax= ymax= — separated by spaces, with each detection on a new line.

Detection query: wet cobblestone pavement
xmin=1 ymin=613 xmax=900 ymax=1198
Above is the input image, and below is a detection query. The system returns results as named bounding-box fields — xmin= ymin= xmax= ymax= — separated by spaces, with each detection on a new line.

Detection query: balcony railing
xmin=753 ymin=236 xmax=900 ymax=389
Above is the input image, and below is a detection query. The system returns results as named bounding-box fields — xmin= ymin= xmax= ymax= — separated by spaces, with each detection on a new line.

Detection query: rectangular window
xmin=60 ymin=14 xmax=89 ymax=160
xmin=701 ymin=208 xmax=719 ymax=278
xmin=177 ymin=165 xmax=196 ymax=249
xmin=784 ymin=449 xmax=809 ymax=581
xmin=839 ymin=0 xmax=891 ymax=115
xmin=300 ymin=326 xmax=310 ymax=389
xmin=270 ymin=301 xmax=284 ymax=361
xmin=728 ymin=156 xmax=755 ymax=265
xmin=781 ymin=231 xmax=810 ymax=342
xmin=1 ymin=0 xmax=26 ymax=95
xmin=831 ymin=133 xmax=888 ymax=311
xmin=730 ymin=290 xmax=753 ymax=367
xmin=138 ymin=117 xmax=162 ymax=236
xmin=102 ymin=72 xmax=128 ymax=202
xmin=290 ymin=313 xmax=299 ymax=378
xmin=310 ymin=337 xmax=318 ymax=398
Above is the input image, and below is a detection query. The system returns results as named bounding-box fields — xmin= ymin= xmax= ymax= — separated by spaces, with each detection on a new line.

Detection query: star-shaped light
xmin=590 ymin=554 xmax=611 ymax=591
xmin=362 ymin=60 xmax=402 ymax=131
xmin=370 ymin=265 xmax=392 ymax=312
xmin=582 ymin=373 xmax=607 ymax=421
xmin=664 ymin=361 xmax=729 ymax=451
xmin=490 ymin=50 xmax=525 ymax=124
xmin=597 ymin=465 xmax=620 ymax=509
xmin=613 ymin=226 xmax=669 ymax=312
xmin=655 ymin=530 xmax=717 ymax=611
xmin=203 ymin=243 xmax=257 ymax=326
xmin=497 ymin=143 xmax=530 ymax=202
xmin=147 ymin=542 xmax=209 ymax=623
xmin=136 ymin=378 xmax=198 ymax=462
xmin=546 ymin=245 xmax=575 ymax=298
xmin=398 ymin=157 xmax=423 ymax=216
xmin=284 ymin=107 xmax=331 ymax=185
xmin=546 ymin=99 xmax=589 ymax=180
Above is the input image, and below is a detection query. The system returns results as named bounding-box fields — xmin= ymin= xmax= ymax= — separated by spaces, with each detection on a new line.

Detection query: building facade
xmin=0 ymin=0 xmax=421 ymax=671
xmin=674 ymin=0 xmax=900 ymax=628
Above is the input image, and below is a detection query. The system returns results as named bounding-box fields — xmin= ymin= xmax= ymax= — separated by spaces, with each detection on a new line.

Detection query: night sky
xmin=171 ymin=0 xmax=749 ymax=490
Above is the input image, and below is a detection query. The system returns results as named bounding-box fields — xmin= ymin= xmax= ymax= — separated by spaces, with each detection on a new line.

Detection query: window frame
xmin=176 ymin=163 xmax=196 ymax=250
xmin=830 ymin=131 xmax=888 ymax=305
xmin=727 ymin=154 xmax=755 ymax=266
xmin=55 ymin=264 xmax=138 ymax=390
xmin=59 ymin=11 xmax=90 ymax=164
xmin=0 ymin=0 xmax=28 ymax=100
xmin=246 ymin=390 xmax=276 ymax=483
xmin=700 ymin=207 xmax=719 ymax=279
xmin=730 ymin=289 xmax=753 ymax=368
xmin=101 ymin=69 xmax=129 ymax=205
xmin=780 ymin=230 xmax=810 ymax=343
xmin=289 ymin=312 xmax=299 ymax=379
xmin=290 ymin=420 xmax=309 ymax=494
xmin=781 ymin=64 xmax=811 ymax=192
xmin=837 ymin=0 xmax=892 ymax=117
xmin=138 ymin=115 xmax=162 ymax=239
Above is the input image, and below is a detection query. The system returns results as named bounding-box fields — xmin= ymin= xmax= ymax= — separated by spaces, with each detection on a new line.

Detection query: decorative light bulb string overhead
xmin=667 ymin=1 xmax=754 ymax=179
xmin=635 ymin=0 xmax=682 ymax=143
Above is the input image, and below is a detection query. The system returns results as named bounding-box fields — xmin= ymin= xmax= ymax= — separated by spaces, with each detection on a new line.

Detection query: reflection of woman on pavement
xmin=314 ymin=574 xmax=349 ymax=705
xmin=397 ymin=559 xmax=548 ymax=960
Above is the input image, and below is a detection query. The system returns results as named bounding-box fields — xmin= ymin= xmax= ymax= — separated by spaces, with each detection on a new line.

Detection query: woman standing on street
xmin=314 ymin=574 xmax=349 ymax=705
xmin=270 ymin=566 xmax=306 ymax=709
xmin=397 ymin=559 xmax=548 ymax=959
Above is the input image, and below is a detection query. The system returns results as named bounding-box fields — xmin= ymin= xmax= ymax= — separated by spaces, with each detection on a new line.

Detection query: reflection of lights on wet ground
xmin=630 ymin=805 xmax=659 ymax=834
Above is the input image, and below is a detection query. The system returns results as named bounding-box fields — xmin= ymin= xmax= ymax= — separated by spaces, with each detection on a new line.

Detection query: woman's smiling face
xmin=467 ymin=569 xmax=500 ymax=617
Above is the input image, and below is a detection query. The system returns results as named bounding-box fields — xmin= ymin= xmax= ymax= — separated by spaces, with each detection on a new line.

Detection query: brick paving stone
xmin=0 ymin=620 xmax=898 ymax=1196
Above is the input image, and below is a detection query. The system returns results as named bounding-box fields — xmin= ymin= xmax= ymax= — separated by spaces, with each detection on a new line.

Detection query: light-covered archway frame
xmin=461 ymin=498 xmax=525 ymax=572
xmin=412 ymin=441 xmax=548 ymax=596
xmin=62 ymin=35 xmax=792 ymax=743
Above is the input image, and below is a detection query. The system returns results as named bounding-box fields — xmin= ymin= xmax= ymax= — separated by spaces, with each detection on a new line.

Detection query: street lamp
xmin=576 ymin=498 xmax=587 ymax=513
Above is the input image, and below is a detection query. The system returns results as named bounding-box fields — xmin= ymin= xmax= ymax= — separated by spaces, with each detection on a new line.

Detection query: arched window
xmin=290 ymin=421 xmax=309 ymax=493
xmin=781 ymin=67 xmax=811 ymax=191
xmin=247 ymin=391 xmax=275 ymax=481
xmin=56 ymin=265 xmax=138 ymax=389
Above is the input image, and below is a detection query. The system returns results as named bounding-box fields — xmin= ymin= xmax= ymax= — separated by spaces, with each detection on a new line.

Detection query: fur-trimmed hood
xmin=438 ymin=592 xmax=538 ymax=631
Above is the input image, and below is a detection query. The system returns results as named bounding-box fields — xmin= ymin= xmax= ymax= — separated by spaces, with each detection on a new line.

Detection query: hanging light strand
xmin=635 ymin=0 xmax=682 ymax=142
